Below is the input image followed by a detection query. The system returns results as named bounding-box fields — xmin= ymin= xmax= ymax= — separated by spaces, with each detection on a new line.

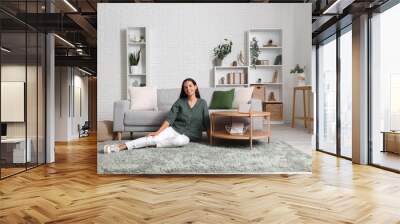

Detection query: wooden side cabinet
xmin=264 ymin=102 xmax=283 ymax=121
xmin=382 ymin=131 xmax=400 ymax=154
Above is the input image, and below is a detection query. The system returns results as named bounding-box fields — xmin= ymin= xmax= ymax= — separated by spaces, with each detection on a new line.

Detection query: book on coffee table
xmin=225 ymin=122 xmax=247 ymax=134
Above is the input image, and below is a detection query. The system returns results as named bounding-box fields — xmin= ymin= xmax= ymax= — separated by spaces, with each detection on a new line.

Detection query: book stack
xmin=240 ymin=72 xmax=245 ymax=84
xmin=226 ymin=72 xmax=246 ymax=84
xmin=225 ymin=122 xmax=247 ymax=135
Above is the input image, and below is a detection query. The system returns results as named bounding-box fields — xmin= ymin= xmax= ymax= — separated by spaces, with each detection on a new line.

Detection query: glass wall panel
xmin=371 ymin=3 xmax=400 ymax=171
xmin=38 ymin=33 xmax=45 ymax=165
xmin=318 ymin=36 xmax=337 ymax=154
xmin=27 ymin=30 xmax=38 ymax=169
xmin=340 ymin=29 xmax=352 ymax=158
xmin=1 ymin=31 xmax=28 ymax=177
xmin=0 ymin=1 xmax=46 ymax=178
xmin=27 ymin=0 xmax=37 ymax=169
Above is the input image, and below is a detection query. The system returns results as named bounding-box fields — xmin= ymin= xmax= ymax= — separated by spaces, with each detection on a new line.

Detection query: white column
xmin=46 ymin=32 xmax=55 ymax=163
xmin=352 ymin=14 xmax=369 ymax=164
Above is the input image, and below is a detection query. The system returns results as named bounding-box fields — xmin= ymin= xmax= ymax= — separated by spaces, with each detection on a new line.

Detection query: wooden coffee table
xmin=210 ymin=111 xmax=271 ymax=149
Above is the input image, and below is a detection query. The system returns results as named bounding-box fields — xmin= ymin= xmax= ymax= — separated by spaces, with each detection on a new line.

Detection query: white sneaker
xmin=104 ymin=144 xmax=119 ymax=154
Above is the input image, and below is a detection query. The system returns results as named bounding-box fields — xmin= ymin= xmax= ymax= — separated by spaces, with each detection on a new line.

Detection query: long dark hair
xmin=179 ymin=78 xmax=201 ymax=99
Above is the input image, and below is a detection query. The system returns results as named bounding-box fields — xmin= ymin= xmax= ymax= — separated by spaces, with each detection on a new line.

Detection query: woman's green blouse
xmin=166 ymin=98 xmax=210 ymax=141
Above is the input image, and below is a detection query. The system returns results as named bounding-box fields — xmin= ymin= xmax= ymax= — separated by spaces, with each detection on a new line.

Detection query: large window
xmin=317 ymin=25 xmax=353 ymax=159
xmin=370 ymin=3 xmax=400 ymax=171
xmin=340 ymin=28 xmax=352 ymax=158
xmin=318 ymin=36 xmax=337 ymax=154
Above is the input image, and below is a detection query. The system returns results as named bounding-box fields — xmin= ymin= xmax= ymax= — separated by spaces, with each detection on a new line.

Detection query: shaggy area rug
xmin=97 ymin=139 xmax=312 ymax=174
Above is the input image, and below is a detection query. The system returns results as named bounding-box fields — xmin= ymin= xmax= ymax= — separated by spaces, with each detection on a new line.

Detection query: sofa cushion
xmin=158 ymin=105 xmax=172 ymax=112
xmin=157 ymin=89 xmax=180 ymax=111
xmin=209 ymin=89 xmax=235 ymax=109
xmin=129 ymin=87 xmax=158 ymax=111
xmin=198 ymin=88 xmax=214 ymax=107
xmin=124 ymin=111 xmax=168 ymax=126
xmin=232 ymin=87 xmax=254 ymax=109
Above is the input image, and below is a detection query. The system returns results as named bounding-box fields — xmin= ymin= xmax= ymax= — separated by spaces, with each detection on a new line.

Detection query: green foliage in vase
xmin=290 ymin=64 xmax=305 ymax=74
xmin=129 ymin=49 xmax=141 ymax=66
xmin=250 ymin=37 xmax=261 ymax=68
xmin=213 ymin=39 xmax=233 ymax=60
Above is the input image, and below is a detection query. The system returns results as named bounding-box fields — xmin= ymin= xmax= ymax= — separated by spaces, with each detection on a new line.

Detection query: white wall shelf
xmin=215 ymin=66 xmax=248 ymax=69
xmin=126 ymin=27 xmax=148 ymax=96
xmin=247 ymin=28 xmax=283 ymax=123
xmin=259 ymin=47 xmax=282 ymax=49
xmin=249 ymin=82 xmax=282 ymax=85
xmin=253 ymin=65 xmax=282 ymax=68
xmin=214 ymin=66 xmax=248 ymax=87
xmin=216 ymin=84 xmax=248 ymax=87
xmin=128 ymin=42 xmax=146 ymax=45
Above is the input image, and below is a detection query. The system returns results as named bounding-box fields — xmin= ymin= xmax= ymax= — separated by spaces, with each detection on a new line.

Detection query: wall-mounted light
xmin=54 ymin=34 xmax=75 ymax=48
xmin=78 ymin=67 xmax=92 ymax=76
xmin=63 ymin=0 xmax=78 ymax=12
xmin=1 ymin=47 xmax=11 ymax=53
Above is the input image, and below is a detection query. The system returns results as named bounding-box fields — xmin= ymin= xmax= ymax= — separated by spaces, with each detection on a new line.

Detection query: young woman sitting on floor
xmin=104 ymin=78 xmax=210 ymax=153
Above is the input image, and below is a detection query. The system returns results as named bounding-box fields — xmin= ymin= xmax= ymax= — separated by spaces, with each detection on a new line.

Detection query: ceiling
xmin=0 ymin=0 xmax=391 ymax=75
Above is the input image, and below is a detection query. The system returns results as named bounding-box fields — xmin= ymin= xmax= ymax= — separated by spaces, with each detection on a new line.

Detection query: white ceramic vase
xmin=296 ymin=73 xmax=306 ymax=86
xmin=130 ymin=65 xmax=139 ymax=74
xmin=214 ymin=58 xmax=223 ymax=66
xmin=129 ymin=34 xmax=136 ymax=42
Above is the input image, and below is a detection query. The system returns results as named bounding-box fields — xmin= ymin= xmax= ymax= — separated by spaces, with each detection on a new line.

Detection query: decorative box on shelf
xmin=251 ymin=84 xmax=265 ymax=101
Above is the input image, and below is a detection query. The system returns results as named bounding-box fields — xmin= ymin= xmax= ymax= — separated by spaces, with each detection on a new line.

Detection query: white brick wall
xmin=98 ymin=3 xmax=312 ymax=121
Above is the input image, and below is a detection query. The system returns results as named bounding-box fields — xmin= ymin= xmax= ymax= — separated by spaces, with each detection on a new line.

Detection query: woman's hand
xmin=147 ymin=132 xmax=159 ymax=137
xmin=147 ymin=121 xmax=169 ymax=137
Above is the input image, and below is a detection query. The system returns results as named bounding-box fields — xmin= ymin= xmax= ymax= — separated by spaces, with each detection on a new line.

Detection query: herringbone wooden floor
xmin=1 ymin=135 xmax=400 ymax=224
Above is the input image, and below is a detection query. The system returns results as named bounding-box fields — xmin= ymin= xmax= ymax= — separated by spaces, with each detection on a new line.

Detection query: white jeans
xmin=125 ymin=127 xmax=190 ymax=150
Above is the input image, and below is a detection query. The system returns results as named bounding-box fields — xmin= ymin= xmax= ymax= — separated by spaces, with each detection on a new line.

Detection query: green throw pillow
xmin=209 ymin=89 xmax=235 ymax=109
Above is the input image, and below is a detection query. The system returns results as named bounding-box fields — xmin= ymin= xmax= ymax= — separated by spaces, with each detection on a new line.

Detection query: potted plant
xmin=213 ymin=39 xmax=232 ymax=66
xmin=290 ymin=64 xmax=306 ymax=86
xmin=129 ymin=49 xmax=141 ymax=74
xmin=250 ymin=37 xmax=261 ymax=68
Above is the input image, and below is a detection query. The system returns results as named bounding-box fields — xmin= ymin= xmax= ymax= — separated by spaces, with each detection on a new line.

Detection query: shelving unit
xmin=211 ymin=29 xmax=284 ymax=123
xmin=126 ymin=27 xmax=148 ymax=97
xmin=247 ymin=29 xmax=284 ymax=123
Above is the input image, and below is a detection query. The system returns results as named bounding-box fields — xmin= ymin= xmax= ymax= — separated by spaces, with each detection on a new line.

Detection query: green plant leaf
xmin=213 ymin=39 xmax=233 ymax=60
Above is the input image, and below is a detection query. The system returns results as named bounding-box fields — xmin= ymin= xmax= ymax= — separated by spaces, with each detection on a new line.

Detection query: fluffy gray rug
xmin=97 ymin=139 xmax=312 ymax=174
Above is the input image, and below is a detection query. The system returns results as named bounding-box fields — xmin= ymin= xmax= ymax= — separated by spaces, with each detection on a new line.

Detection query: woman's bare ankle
xmin=118 ymin=144 xmax=128 ymax=151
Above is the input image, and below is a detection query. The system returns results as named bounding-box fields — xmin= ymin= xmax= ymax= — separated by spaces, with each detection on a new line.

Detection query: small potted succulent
xmin=129 ymin=49 xmax=141 ymax=74
xmin=290 ymin=64 xmax=306 ymax=86
xmin=213 ymin=39 xmax=233 ymax=66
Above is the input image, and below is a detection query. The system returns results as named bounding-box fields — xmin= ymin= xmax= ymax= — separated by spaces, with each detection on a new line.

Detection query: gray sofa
xmin=113 ymin=88 xmax=263 ymax=140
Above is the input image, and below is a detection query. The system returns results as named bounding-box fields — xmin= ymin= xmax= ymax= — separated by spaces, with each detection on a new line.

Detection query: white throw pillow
xmin=232 ymin=87 xmax=254 ymax=109
xmin=128 ymin=87 xmax=157 ymax=111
